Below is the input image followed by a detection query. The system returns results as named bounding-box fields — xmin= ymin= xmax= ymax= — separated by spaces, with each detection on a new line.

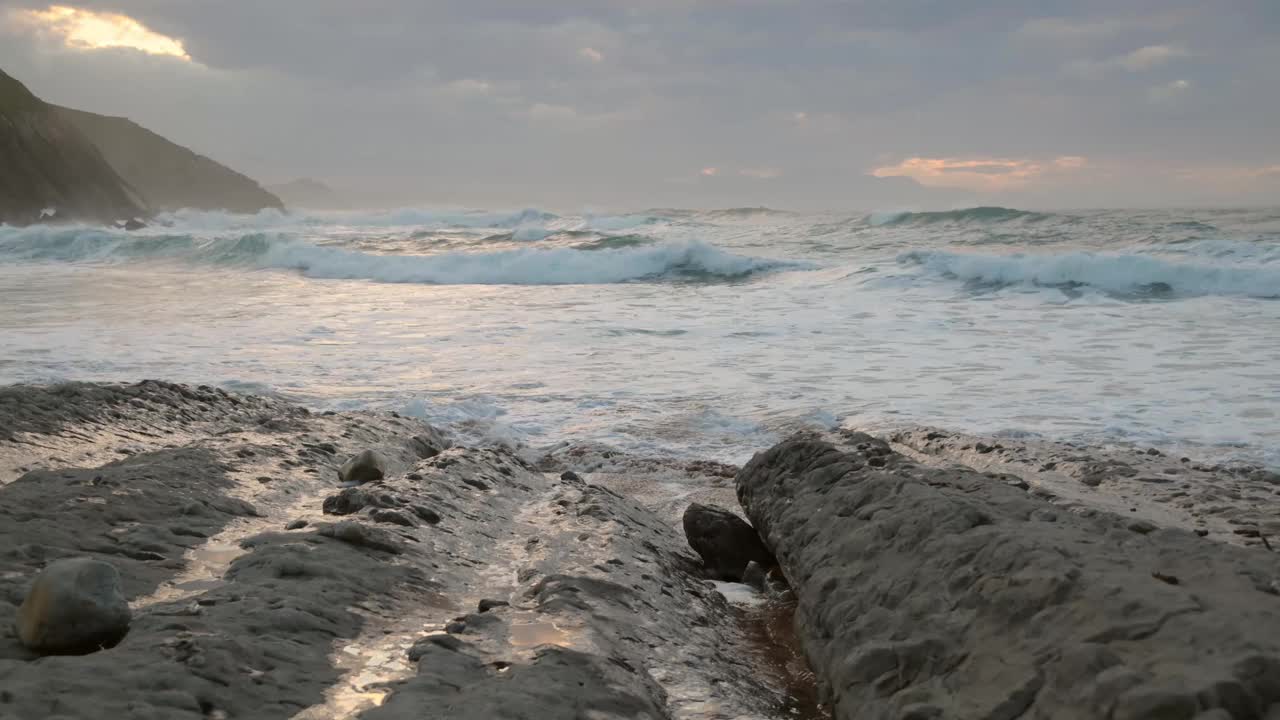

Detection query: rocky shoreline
xmin=0 ymin=382 xmax=817 ymax=719
xmin=2 ymin=381 xmax=1278 ymax=719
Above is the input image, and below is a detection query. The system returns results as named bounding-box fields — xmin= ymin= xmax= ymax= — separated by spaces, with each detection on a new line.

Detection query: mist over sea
xmin=2 ymin=205 xmax=1277 ymax=467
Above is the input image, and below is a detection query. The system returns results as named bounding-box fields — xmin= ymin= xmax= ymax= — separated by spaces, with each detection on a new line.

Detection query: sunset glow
xmin=872 ymin=156 xmax=1087 ymax=191
xmin=11 ymin=5 xmax=190 ymax=60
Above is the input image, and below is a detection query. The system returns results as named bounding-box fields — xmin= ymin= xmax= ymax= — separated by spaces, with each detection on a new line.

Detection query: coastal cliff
xmin=55 ymin=106 xmax=284 ymax=215
xmin=0 ymin=69 xmax=145 ymax=226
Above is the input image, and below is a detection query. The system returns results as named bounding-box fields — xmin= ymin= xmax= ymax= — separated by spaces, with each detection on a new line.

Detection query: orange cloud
xmin=10 ymin=5 xmax=190 ymax=59
xmin=872 ymin=155 xmax=1088 ymax=191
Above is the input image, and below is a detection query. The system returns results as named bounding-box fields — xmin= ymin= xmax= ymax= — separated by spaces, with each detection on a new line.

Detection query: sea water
xmin=1 ymin=205 xmax=1276 ymax=467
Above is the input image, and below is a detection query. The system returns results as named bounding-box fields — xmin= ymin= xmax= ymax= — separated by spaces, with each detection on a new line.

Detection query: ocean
xmin=1 ymin=205 xmax=1277 ymax=468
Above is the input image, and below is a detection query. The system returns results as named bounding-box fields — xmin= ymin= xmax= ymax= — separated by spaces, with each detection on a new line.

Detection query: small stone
xmin=411 ymin=505 xmax=442 ymax=525
xmin=323 ymin=487 xmax=371 ymax=516
xmin=478 ymin=598 xmax=510 ymax=612
xmin=1128 ymin=520 xmax=1158 ymax=535
xmin=408 ymin=634 xmax=463 ymax=661
xmin=338 ymin=449 xmax=386 ymax=484
xmin=285 ymin=519 xmax=308 ymax=530
xmin=256 ymin=476 xmax=274 ymax=484
xmin=446 ymin=621 xmax=467 ymax=634
xmin=16 ymin=558 xmax=131 ymax=655
xmin=560 ymin=471 xmax=583 ymax=484
xmin=1195 ymin=529 xmax=1210 ymax=537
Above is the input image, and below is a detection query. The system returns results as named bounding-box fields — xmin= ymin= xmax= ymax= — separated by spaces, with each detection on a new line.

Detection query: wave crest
xmin=0 ymin=225 xmax=801 ymax=285
xmin=272 ymin=239 xmax=803 ymax=285
xmin=871 ymin=207 xmax=1052 ymax=226
xmin=899 ymin=249 xmax=1280 ymax=299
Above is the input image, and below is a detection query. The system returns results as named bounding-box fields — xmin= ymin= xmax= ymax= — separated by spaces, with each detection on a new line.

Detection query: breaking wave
xmin=899 ymin=249 xmax=1280 ymax=299
xmin=0 ymin=225 xmax=801 ymax=285
xmin=271 ymin=240 xmax=803 ymax=285
xmin=871 ymin=207 xmax=1053 ymax=226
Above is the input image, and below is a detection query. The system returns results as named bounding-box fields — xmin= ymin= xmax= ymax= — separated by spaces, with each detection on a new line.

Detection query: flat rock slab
xmin=737 ymin=433 xmax=1280 ymax=720
xmin=0 ymin=382 xmax=812 ymax=720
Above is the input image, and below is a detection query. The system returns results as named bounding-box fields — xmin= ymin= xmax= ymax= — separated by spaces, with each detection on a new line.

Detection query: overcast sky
xmin=2 ymin=1 xmax=1278 ymax=211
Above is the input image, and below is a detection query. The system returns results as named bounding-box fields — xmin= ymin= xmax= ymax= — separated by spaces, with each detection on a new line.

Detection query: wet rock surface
xmin=0 ymin=382 xmax=821 ymax=719
xmin=737 ymin=433 xmax=1280 ymax=720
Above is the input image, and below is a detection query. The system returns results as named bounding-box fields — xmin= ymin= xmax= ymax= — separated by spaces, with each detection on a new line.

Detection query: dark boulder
xmin=16 ymin=558 xmax=131 ymax=655
xmin=681 ymin=503 xmax=775 ymax=581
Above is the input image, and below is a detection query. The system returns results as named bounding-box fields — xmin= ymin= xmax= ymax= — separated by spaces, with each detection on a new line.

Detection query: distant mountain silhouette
xmin=55 ymin=105 xmax=282 ymax=215
xmin=266 ymin=178 xmax=344 ymax=209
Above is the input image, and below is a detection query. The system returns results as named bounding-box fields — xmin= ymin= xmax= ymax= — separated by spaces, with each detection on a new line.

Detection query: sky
xmin=1 ymin=1 xmax=1278 ymax=211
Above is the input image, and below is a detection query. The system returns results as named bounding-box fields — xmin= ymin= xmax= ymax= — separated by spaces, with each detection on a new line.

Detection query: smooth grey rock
xmin=681 ymin=502 xmax=775 ymax=581
xmin=285 ymin=519 xmax=307 ymax=530
xmin=338 ymin=449 xmax=386 ymax=484
xmin=737 ymin=435 xmax=1280 ymax=720
xmin=16 ymin=558 xmax=131 ymax=655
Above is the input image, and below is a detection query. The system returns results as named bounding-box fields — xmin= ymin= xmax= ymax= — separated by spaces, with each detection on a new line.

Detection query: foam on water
xmin=2 ymin=205 xmax=1278 ymax=468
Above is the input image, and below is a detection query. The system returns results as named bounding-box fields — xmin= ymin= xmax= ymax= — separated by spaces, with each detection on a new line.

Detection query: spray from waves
xmin=869 ymin=207 xmax=1054 ymax=227
xmin=269 ymin=239 xmax=807 ymax=285
xmin=899 ymin=249 xmax=1280 ymax=299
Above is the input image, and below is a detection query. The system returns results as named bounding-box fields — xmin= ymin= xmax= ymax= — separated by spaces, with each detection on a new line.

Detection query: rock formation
xmin=737 ymin=432 xmax=1280 ymax=720
xmin=54 ymin=105 xmax=284 ymax=215
xmin=0 ymin=69 xmax=145 ymax=226
xmin=682 ymin=502 xmax=776 ymax=581
xmin=0 ymin=381 xmax=813 ymax=719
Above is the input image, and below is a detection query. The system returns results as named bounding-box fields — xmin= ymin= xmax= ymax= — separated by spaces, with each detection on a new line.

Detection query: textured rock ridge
xmin=0 ymin=381 xmax=815 ymax=719
xmin=737 ymin=433 xmax=1280 ymax=720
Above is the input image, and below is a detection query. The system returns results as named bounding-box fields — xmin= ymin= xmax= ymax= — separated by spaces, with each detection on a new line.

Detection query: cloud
xmin=700 ymin=167 xmax=719 ymax=177
xmin=1148 ymin=79 xmax=1191 ymax=102
xmin=1 ymin=0 xmax=1274 ymax=209
xmin=1016 ymin=13 xmax=1187 ymax=45
xmin=6 ymin=4 xmax=190 ymax=60
xmin=739 ymin=167 xmax=781 ymax=179
xmin=1065 ymin=44 xmax=1188 ymax=76
xmin=871 ymin=156 xmax=1087 ymax=192
xmin=1117 ymin=45 xmax=1188 ymax=71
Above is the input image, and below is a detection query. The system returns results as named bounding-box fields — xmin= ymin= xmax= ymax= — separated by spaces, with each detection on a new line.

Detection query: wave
xmin=0 ymin=225 xmax=801 ymax=285
xmin=899 ymin=249 xmax=1280 ymax=299
xmin=271 ymin=240 xmax=802 ymax=285
xmin=871 ymin=207 xmax=1052 ymax=226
